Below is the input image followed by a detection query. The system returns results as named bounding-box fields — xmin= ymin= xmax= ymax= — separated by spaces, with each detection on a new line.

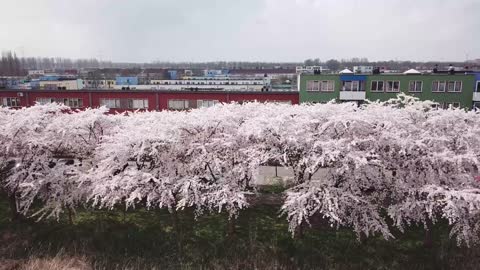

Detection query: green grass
xmin=1 ymin=196 xmax=480 ymax=269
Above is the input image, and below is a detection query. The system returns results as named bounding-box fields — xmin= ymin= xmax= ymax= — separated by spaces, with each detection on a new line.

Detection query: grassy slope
xmin=0 ymin=194 xmax=479 ymax=270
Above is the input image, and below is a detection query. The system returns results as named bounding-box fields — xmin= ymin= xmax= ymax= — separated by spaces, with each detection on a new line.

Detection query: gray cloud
xmin=1 ymin=0 xmax=479 ymax=62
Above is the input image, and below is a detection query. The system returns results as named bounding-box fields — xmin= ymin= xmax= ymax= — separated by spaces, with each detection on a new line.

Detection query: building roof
xmin=229 ymin=68 xmax=296 ymax=75
xmin=403 ymin=69 xmax=421 ymax=75
xmin=339 ymin=68 xmax=353 ymax=74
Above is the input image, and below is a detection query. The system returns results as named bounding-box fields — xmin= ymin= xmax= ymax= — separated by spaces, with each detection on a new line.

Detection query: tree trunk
xmin=294 ymin=223 xmax=304 ymax=239
xmin=67 ymin=206 xmax=74 ymax=225
xmin=424 ymin=222 xmax=433 ymax=248
xmin=171 ymin=209 xmax=183 ymax=264
xmin=9 ymin=191 xmax=20 ymax=222
xmin=227 ymin=217 xmax=237 ymax=237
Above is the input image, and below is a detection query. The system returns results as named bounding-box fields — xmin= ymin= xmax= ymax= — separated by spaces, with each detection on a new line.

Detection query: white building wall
xmin=473 ymin=92 xmax=480 ymax=102
xmin=40 ymin=79 xmax=84 ymax=90
xmin=339 ymin=91 xmax=366 ymax=100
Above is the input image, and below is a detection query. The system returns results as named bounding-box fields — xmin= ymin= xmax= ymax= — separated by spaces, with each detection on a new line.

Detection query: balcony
xmin=473 ymin=92 xmax=480 ymax=102
xmin=339 ymin=91 xmax=366 ymax=101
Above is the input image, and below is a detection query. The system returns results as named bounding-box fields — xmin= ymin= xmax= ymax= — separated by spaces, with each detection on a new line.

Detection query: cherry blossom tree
xmin=1 ymin=96 xmax=479 ymax=246
xmin=0 ymin=104 xmax=114 ymax=221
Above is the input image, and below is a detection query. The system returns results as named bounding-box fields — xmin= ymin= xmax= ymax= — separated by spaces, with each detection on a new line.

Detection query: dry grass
xmin=19 ymin=255 xmax=91 ymax=270
xmin=0 ymin=255 xmax=92 ymax=270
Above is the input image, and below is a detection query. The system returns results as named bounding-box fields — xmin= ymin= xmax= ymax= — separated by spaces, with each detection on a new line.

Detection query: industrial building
xmin=0 ymin=89 xmax=298 ymax=112
xmin=298 ymin=69 xmax=480 ymax=109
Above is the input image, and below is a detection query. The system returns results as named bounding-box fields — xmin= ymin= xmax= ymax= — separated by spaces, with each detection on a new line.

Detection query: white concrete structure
xmin=39 ymin=79 xmax=85 ymax=90
xmin=28 ymin=70 xmax=45 ymax=76
xmin=296 ymin=66 xmax=327 ymax=74
xmin=473 ymin=92 xmax=480 ymax=102
xmin=339 ymin=91 xmax=366 ymax=101
xmin=253 ymin=166 xmax=328 ymax=186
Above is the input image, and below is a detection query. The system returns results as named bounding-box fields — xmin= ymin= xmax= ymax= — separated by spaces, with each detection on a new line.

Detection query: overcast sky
xmin=2 ymin=0 xmax=479 ymax=62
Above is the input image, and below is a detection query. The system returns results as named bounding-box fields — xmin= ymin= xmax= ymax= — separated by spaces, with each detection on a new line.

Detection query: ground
xmin=0 ymin=191 xmax=479 ymax=270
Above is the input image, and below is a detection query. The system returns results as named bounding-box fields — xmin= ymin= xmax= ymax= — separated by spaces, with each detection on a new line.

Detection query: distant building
xmin=85 ymin=79 xmax=116 ymax=89
xmin=148 ymin=77 xmax=270 ymax=91
xmin=229 ymin=68 xmax=296 ymax=79
xmin=298 ymin=71 xmax=480 ymax=109
xmin=16 ymin=80 xmax=40 ymax=90
xmin=28 ymin=70 xmax=45 ymax=76
xmin=115 ymin=76 xmax=138 ymax=85
xmin=296 ymin=66 xmax=327 ymax=74
xmin=353 ymin=66 xmax=374 ymax=74
xmin=39 ymin=79 xmax=85 ymax=90
xmin=39 ymin=75 xmax=61 ymax=81
xmin=167 ymin=70 xmax=178 ymax=80
xmin=204 ymin=69 xmax=229 ymax=77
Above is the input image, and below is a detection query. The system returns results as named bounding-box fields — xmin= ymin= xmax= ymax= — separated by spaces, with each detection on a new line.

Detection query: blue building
xmin=116 ymin=76 xmax=138 ymax=85
xmin=204 ymin=69 xmax=230 ymax=77
xmin=39 ymin=75 xmax=60 ymax=81
xmin=167 ymin=70 xmax=178 ymax=80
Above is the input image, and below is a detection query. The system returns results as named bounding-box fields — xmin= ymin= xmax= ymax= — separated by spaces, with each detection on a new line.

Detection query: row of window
xmin=306 ymin=80 xmax=335 ymax=92
xmin=1 ymin=97 xmax=21 ymax=107
xmin=86 ymin=81 xmax=114 ymax=85
xmin=1 ymin=98 xmax=293 ymax=109
xmin=99 ymin=98 xmax=149 ymax=109
xmin=168 ymin=99 xmax=220 ymax=110
xmin=342 ymin=81 xmax=364 ymax=92
xmin=372 ymin=80 xmax=463 ymax=93
xmin=371 ymin=81 xmax=401 ymax=92
xmin=168 ymin=99 xmax=292 ymax=110
xmin=156 ymin=81 xmax=262 ymax=85
xmin=36 ymin=98 xmax=84 ymax=108
xmin=306 ymin=80 xmax=466 ymax=93
xmin=432 ymin=102 xmax=461 ymax=109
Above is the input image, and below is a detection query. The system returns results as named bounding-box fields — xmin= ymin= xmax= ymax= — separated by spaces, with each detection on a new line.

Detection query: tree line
xmin=0 ymin=49 xmax=476 ymax=77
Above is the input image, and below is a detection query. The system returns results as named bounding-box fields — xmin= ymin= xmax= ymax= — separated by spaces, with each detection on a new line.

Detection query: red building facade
xmin=0 ymin=89 xmax=299 ymax=112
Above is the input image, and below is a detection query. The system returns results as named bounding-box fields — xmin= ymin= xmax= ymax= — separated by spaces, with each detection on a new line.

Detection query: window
xmin=433 ymin=81 xmax=462 ymax=92
xmin=2 ymin=97 xmax=20 ymax=107
xmin=342 ymin=81 xmax=360 ymax=91
xmin=197 ymin=100 xmax=219 ymax=108
xmin=100 ymin=98 xmax=121 ymax=108
xmin=168 ymin=99 xmax=190 ymax=110
xmin=444 ymin=102 xmax=460 ymax=109
xmin=320 ymin=80 xmax=334 ymax=92
xmin=306 ymin=80 xmax=320 ymax=91
xmin=128 ymin=99 xmax=149 ymax=109
xmin=448 ymin=81 xmax=462 ymax=92
xmin=371 ymin=81 xmax=384 ymax=92
xmin=447 ymin=81 xmax=455 ymax=92
xmin=385 ymin=81 xmax=400 ymax=92
xmin=476 ymin=81 xmax=480 ymax=93
xmin=67 ymin=98 xmax=83 ymax=108
xmin=409 ymin=81 xmax=423 ymax=93
xmin=432 ymin=81 xmax=446 ymax=92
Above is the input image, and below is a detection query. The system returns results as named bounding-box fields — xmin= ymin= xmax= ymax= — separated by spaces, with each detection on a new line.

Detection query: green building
xmin=299 ymin=70 xmax=480 ymax=109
